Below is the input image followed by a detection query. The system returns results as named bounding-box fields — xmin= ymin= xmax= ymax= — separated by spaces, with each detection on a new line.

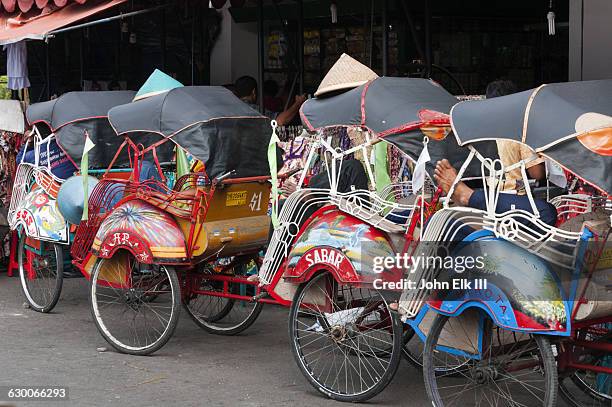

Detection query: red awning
xmin=1 ymin=0 xmax=90 ymax=14
xmin=0 ymin=0 xmax=125 ymax=44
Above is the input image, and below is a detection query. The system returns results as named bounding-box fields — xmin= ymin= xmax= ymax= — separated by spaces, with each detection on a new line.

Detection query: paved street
xmin=0 ymin=273 xmax=426 ymax=407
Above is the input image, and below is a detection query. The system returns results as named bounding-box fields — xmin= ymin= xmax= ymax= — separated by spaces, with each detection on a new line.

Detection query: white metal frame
xmin=397 ymin=144 xmax=611 ymax=319
xmin=8 ymin=126 xmax=70 ymax=244
xmin=259 ymin=130 xmax=429 ymax=286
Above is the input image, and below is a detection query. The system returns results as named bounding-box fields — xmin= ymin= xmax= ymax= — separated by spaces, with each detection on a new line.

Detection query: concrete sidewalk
xmin=0 ymin=274 xmax=425 ymax=407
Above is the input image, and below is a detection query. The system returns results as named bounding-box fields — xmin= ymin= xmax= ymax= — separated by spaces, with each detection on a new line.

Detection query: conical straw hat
xmin=315 ymin=53 xmax=378 ymax=97
xmin=134 ymin=69 xmax=184 ymax=101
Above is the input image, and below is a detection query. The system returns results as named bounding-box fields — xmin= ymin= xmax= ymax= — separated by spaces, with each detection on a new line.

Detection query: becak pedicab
xmin=69 ymin=86 xmax=275 ymax=355
xmin=259 ymin=76 xmax=480 ymax=402
xmin=8 ymin=91 xmax=136 ymax=313
xmin=395 ymin=79 xmax=612 ymax=406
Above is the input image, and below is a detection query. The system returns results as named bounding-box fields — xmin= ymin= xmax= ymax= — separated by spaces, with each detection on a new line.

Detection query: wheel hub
xmin=124 ymin=289 xmax=143 ymax=310
xmin=35 ymin=257 xmax=50 ymax=268
xmin=472 ymin=366 xmax=499 ymax=384
xmin=330 ymin=325 xmax=347 ymax=343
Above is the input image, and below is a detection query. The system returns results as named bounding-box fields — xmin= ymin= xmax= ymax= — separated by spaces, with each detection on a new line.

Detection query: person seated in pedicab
xmin=268 ymin=159 xmax=368 ymax=240
xmin=281 ymin=159 xmax=369 ymax=196
xmin=433 ymin=157 xmax=557 ymax=227
xmin=432 ymin=79 xmax=556 ymax=227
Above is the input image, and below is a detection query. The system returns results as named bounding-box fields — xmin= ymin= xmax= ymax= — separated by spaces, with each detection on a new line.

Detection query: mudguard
xmin=11 ymin=187 xmax=69 ymax=244
xmin=427 ymin=232 xmax=570 ymax=335
xmin=283 ymin=207 xmax=401 ymax=285
xmin=91 ymin=199 xmax=187 ymax=264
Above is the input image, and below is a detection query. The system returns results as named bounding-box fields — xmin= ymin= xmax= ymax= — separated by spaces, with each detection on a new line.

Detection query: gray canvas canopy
xmin=452 ymin=79 xmax=612 ymax=194
xmin=300 ymin=77 xmax=495 ymax=175
xmin=108 ymin=86 xmax=272 ymax=178
xmin=26 ymin=91 xmax=136 ymax=168
xmin=301 ymin=77 xmax=455 ymax=137
xmin=26 ymin=91 xmax=135 ymax=130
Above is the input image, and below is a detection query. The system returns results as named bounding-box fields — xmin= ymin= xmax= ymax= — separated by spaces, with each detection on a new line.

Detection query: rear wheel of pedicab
xmin=288 ymin=272 xmax=402 ymax=402
xmin=182 ymin=259 xmax=263 ymax=336
xmin=423 ymin=312 xmax=558 ymax=406
xmin=17 ymin=232 xmax=63 ymax=313
xmin=89 ymin=252 xmax=181 ymax=356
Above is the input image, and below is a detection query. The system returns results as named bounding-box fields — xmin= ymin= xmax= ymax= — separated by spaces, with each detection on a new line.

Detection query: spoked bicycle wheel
xmin=289 ymin=272 xmax=402 ymax=402
xmin=183 ymin=259 xmax=263 ymax=335
xmin=90 ymin=251 xmax=181 ymax=356
xmin=402 ymin=320 xmax=470 ymax=376
xmin=17 ymin=232 xmax=63 ymax=313
xmin=560 ymin=370 xmax=612 ymax=407
xmin=423 ymin=311 xmax=558 ymax=406
xmin=559 ymin=324 xmax=612 ymax=407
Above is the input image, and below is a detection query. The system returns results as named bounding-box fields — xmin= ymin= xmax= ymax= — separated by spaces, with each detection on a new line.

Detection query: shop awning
xmin=0 ymin=0 xmax=126 ymax=45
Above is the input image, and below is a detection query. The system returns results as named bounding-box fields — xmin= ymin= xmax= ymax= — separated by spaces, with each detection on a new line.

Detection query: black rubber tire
xmin=559 ymin=369 xmax=612 ymax=406
xmin=401 ymin=326 xmax=423 ymax=367
xmin=182 ymin=262 xmax=264 ymax=336
xmin=183 ymin=289 xmax=264 ymax=336
xmin=288 ymin=273 xmax=402 ymax=402
xmin=89 ymin=256 xmax=181 ymax=356
xmin=17 ymin=233 xmax=63 ymax=313
xmin=423 ymin=313 xmax=558 ymax=407
xmin=200 ymin=296 xmax=235 ymax=323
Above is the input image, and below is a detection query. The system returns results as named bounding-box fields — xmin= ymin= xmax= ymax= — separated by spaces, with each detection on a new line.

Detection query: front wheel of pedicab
xmin=17 ymin=231 xmax=63 ymax=313
xmin=89 ymin=252 xmax=181 ymax=356
xmin=288 ymin=272 xmax=402 ymax=402
xmin=423 ymin=312 xmax=558 ymax=407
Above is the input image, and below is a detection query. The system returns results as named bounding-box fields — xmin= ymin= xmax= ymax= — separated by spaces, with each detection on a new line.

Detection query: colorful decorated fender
xmin=284 ymin=207 xmax=401 ymax=285
xmin=427 ymin=232 xmax=570 ymax=335
xmin=91 ymin=199 xmax=187 ymax=264
xmin=12 ymin=187 xmax=69 ymax=244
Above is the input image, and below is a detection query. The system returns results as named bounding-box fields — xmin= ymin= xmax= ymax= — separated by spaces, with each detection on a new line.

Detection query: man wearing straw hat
xmin=250 ymin=54 xmax=378 ymax=280
xmin=279 ymin=53 xmax=378 ymax=197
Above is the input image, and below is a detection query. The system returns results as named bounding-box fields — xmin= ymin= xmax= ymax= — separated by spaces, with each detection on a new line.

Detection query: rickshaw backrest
xmin=177 ymin=180 xmax=271 ymax=259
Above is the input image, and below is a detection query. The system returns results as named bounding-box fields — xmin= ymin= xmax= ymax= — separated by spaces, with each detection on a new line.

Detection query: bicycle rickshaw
xmin=265 ymin=76 xmax=477 ymax=401
xmin=68 ymin=86 xmax=273 ymax=355
xmin=395 ymin=79 xmax=612 ymax=406
xmin=8 ymin=91 xmax=136 ymax=312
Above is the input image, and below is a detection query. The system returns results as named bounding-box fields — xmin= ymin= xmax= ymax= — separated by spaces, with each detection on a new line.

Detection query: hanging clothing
xmin=3 ymin=41 xmax=30 ymax=90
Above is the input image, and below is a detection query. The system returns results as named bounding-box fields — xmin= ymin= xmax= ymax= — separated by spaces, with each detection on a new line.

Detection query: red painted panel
xmin=0 ymin=0 xmax=125 ymax=42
